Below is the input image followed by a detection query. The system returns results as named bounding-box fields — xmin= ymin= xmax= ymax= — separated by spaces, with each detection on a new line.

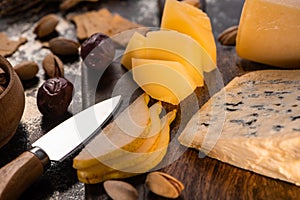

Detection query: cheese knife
xmin=0 ymin=95 xmax=121 ymax=200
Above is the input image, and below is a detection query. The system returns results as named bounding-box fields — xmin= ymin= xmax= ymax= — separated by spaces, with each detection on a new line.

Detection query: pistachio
xmin=145 ymin=172 xmax=184 ymax=199
xmin=49 ymin=37 xmax=80 ymax=56
xmin=42 ymin=53 xmax=64 ymax=78
xmin=182 ymin=0 xmax=201 ymax=8
xmin=60 ymin=0 xmax=99 ymax=11
xmin=14 ymin=61 xmax=39 ymax=81
xmin=103 ymin=180 xmax=138 ymax=200
xmin=218 ymin=25 xmax=238 ymax=46
xmin=34 ymin=14 xmax=59 ymax=38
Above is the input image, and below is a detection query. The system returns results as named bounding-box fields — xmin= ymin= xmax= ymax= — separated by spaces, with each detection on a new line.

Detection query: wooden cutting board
xmin=0 ymin=0 xmax=299 ymax=199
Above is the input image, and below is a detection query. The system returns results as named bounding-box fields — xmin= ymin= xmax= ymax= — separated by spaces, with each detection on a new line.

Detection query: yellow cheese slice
xmin=121 ymin=31 xmax=217 ymax=87
xmin=132 ymin=59 xmax=196 ymax=105
xmin=121 ymin=32 xmax=204 ymax=86
xmin=146 ymin=30 xmax=216 ymax=73
xmin=161 ymin=0 xmax=217 ymax=63
xmin=236 ymin=0 xmax=300 ymax=68
xmin=132 ymin=57 xmax=197 ymax=89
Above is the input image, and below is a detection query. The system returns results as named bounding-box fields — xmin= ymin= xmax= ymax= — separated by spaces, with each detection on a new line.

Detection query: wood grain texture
xmin=0 ymin=151 xmax=43 ymax=200
xmin=0 ymin=55 xmax=25 ymax=148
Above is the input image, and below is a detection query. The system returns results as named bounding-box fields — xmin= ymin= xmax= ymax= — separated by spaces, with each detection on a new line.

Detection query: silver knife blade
xmin=32 ymin=95 xmax=121 ymax=161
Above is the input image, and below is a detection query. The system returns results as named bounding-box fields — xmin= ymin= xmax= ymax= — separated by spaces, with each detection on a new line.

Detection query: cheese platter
xmin=0 ymin=0 xmax=299 ymax=199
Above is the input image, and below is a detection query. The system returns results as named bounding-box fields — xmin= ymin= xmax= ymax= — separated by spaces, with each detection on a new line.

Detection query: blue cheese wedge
xmin=178 ymin=70 xmax=300 ymax=186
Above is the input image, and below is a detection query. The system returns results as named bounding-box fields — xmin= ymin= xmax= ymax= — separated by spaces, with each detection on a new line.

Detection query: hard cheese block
xmin=161 ymin=0 xmax=216 ymax=64
xmin=178 ymin=70 xmax=300 ymax=185
xmin=236 ymin=0 xmax=300 ymax=68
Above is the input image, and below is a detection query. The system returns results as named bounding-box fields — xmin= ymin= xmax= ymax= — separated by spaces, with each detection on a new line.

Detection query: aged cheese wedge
xmin=178 ymin=70 xmax=300 ymax=186
xmin=161 ymin=0 xmax=217 ymax=63
xmin=132 ymin=59 xmax=197 ymax=105
xmin=236 ymin=0 xmax=300 ymax=68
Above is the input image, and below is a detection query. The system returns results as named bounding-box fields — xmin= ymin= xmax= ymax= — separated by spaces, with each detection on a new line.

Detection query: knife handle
xmin=0 ymin=147 xmax=49 ymax=200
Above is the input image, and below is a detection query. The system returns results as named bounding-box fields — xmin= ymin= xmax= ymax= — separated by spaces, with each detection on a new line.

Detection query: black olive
xmin=37 ymin=77 xmax=73 ymax=117
xmin=80 ymin=33 xmax=115 ymax=70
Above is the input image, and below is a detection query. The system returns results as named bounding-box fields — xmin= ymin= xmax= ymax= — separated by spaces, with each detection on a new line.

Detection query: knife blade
xmin=0 ymin=95 xmax=121 ymax=200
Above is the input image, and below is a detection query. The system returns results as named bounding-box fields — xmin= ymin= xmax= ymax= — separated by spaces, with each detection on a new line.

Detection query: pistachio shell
xmin=42 ymin=53 xmax=64 ymax=78
xmin=103 ymin=180 xmax=138 ymax=200
xmin=49 ymin=37 xmax=80 ymax=56
xmin=218 ymin=25 xmax=238 ymax=46
xmin=14 ymin=61 xmax=39 ymax=80
xmin=34 ymin=14 xmax=59 ymax=38
xmin=145 ymin=171 xmax=184 ymax=199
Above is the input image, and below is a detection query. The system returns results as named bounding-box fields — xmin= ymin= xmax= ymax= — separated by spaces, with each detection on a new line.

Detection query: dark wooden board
xmin=0 ymin=0 xmax=299 ymax=199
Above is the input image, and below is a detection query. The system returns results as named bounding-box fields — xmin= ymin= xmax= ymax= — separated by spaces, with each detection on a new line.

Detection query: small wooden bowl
xmin=0 ymin=55 xmax=25 ymax=148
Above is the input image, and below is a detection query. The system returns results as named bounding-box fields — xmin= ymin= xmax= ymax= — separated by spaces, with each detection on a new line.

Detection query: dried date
xmin=37 ymin=77 xmax=73 ymax=117
xmin=80 ymin=33 xmax=115 ymax=70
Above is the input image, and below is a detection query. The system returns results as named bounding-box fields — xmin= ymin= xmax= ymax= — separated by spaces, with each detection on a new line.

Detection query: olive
xmin=37 ymin=77 xmax=73 ymax=117
xmin=80 ymin=33 xmax=115 ymax=70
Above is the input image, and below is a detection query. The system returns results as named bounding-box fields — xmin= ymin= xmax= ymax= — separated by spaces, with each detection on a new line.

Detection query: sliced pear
xmin=73 ymin=93 xmax=150 ymax=169
xmin=76 ymin=110 xmax=177 ymax=184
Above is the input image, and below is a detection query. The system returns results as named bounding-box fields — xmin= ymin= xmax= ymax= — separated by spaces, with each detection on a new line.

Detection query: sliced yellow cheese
xmin=132 ymin=59 xmax=196 ymax=105
xmin=146 ymin=31 xmax=216 ymax=73
xmin=121 ymin=32 xmax=203 ymax=86
xmin=121 ymin=31 xmax=217 ymax=87
xmin=236 ymin=0 xmax=300 ymax=68
xmin=161 ymin=0 xmax=217 ymax=63
xmin=132 ymin=58 xmax=197 ymax=89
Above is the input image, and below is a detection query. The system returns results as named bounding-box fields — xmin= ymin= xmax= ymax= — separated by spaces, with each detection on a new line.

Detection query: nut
xmin=103 ymin=180 xmax=138 ymax=200
xmin=182 ymin=0 xmax=201 ymax=8
xmin=0 ymin=72 xmax=8 ymax=86
xmin=34 ymin=14 xmax=59 ymax=38
xmin=218 ymin=25 xmax=238 ymax=46
xmin=0 ymin=71 xmax=8 ymax=94
xmin=145 ymin=172 xmax=184 ymax=199
xmin=49 ymin=37 xmax=80 ymax=56
xmin=42 ymin=53 xmax=64 ymax=78
xmin=0 ymin=85 xmax=5 ymax=95
xmin=14 ymin=61 xmax=39 ymax=81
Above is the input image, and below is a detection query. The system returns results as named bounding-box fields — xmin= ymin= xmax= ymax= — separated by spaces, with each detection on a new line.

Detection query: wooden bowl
xmin=0 ymin=55 xmax=25 ymax=148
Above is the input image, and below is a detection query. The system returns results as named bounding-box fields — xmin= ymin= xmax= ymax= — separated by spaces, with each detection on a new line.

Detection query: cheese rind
xmin=161 ymin=0 xmax=217 ymax=63
xmin=236 ymin=0 xmax=300 ymax=68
